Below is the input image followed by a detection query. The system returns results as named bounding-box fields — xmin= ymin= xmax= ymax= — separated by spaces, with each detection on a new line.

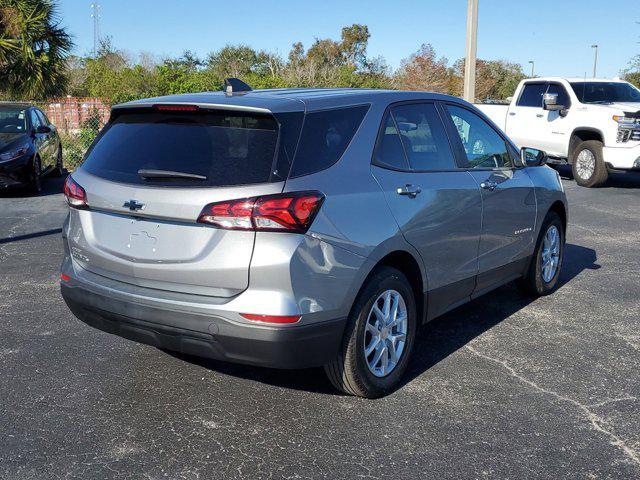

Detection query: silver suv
xmin=60 ymin=87 xmax=567 ymax=398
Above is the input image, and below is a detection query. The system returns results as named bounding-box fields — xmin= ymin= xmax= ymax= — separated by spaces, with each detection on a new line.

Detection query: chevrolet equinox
xmin=60 ymin=86 xmax=567 ymax=398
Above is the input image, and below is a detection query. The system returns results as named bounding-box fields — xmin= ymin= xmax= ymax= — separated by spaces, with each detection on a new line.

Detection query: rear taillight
xmin=64 ymin=175 xmax=88 ymax=209
xmin=198 ymin=191 xmax=324 ymax=233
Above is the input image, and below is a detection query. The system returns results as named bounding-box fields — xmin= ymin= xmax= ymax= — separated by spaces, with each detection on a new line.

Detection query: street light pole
xmin=463 ymin=0 xmax=479 ymax=103
xmin=591 ymin=44 xmax=598 ymax=78
xmin=528 ymin=60 xmax=535 ymax=77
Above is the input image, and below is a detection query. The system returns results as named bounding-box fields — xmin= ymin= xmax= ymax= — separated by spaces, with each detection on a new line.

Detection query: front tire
xmin=28 ymin=156 xmax=42 ymax=194
xmin=53 ymin=145 xmax=64 ymax=177
xmin=325 ymin=266 xmax=417 ymax=398
xmin=571 ymin=140 xmax=608 ymax=187
xmin=518 ymin=212 xmax=565 ymax=297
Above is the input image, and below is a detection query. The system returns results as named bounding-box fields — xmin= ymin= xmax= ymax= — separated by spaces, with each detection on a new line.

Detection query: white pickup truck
xmin=477 ymin=77 xmax=640 ymax=187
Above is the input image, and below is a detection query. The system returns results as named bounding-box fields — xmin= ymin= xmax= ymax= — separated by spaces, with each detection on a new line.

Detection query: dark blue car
xmin=0 ymin=102 xmax=63 ymax=193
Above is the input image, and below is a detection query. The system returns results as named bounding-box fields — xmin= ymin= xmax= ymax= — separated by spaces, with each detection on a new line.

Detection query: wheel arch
xmin=548 ymin=200 xmax=567 ymax=234
xmin=358 ymin=250 xmax=426 ymax=325
xmin=568 ymin=128 xmax=604 ymax=162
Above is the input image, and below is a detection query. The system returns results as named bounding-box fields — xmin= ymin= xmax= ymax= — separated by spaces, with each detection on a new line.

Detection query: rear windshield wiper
xmin=138 ymin=169 xmax=207 ymax=181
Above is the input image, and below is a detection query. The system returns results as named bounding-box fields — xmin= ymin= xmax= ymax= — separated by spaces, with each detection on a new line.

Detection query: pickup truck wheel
xmin=571 ymin=140 xmax=608 ymax=187
xmin=325 ymin=266 xmax=417 ymax=398
xmin=517 ymin=211 xmax=564 ymax=297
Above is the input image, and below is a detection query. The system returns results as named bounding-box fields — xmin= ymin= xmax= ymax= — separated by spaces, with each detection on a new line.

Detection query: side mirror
xmin=36 ymin=125 xmax=51 ymax=134
xmin=521 ymin=147 xmax=548 ymax=167
xmin=543 ymin=93 xmax=567 ymax=113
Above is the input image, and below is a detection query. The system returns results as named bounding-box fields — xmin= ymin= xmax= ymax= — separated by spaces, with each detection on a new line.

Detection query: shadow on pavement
xmin=166 ymin=243 xmax=599 ymax=397
xmin=0 ymin=228 xmax=62 ymax=245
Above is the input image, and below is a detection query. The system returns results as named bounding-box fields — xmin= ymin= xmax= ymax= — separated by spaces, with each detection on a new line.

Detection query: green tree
xmin=0 ymin=0 xmax=72 ymax=98
xmin=623 ymin=55 xmax=640 ymax=88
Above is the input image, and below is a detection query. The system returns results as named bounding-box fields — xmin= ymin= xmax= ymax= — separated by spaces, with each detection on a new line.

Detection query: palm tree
xmin=0 ymin=0 xmax=73 ymax=99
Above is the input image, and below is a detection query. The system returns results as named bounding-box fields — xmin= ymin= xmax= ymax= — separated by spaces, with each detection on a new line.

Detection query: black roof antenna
xmin=224 ymin=78 xmax=252 ymax=95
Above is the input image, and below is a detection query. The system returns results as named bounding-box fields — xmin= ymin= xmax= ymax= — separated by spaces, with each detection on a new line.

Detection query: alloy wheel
xmin=541 ymin=225 xmax=561 ymax=283
xmin=575 ymin=149 xmax=596 ymax=180
xmin=363 ymin=289 xmax=408 ymax=377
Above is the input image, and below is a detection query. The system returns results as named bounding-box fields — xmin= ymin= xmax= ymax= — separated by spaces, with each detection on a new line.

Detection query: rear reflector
xmin=198 ymin=191 xmax=324 ymax=233
xmin=64 ymin=175 xmax=88 ymax=208
xmin=153 ymin=104 xmax=199 ymax=112
xmin=240 ymin=313 xmax=301 ymax=324
xmin=60 ymin=273 xmax=71 ymax=282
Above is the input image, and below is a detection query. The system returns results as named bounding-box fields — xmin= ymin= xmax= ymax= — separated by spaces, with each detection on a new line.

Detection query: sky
xmin=58 ymin=0 xmax=639 ymax=79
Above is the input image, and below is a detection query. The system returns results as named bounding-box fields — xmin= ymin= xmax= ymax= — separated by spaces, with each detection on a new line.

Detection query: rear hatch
xmin=68 ymin=104 xmax=303 ymax=298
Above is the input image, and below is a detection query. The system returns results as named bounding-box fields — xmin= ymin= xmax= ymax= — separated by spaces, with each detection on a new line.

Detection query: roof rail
xmin=223 ymin=78 xmax=252 ymax=95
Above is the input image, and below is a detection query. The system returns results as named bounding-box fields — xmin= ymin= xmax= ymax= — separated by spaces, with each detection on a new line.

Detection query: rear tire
xmin=325 ymin=266 xmax=417 ymax=398
xmin=571 ymin=140 xmax=608 ymax=187
xmin=517 ymin=211 xmax=564 ymax=297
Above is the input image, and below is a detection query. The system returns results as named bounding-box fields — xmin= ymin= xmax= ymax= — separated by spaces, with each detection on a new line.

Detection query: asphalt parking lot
xmin=1 ymin=167 xmax=639 ymax=479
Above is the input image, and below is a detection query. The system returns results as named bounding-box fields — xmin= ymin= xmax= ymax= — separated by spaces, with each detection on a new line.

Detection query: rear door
xmin=505 ymin=81 xmax=548 ymax=149
xmin=68 ymin=106 xmax=302 ymax=297
xmin=443 ymin=103 xmax=537 ymax=295
xmin=371 ymin=102 xmax=482 ymax=319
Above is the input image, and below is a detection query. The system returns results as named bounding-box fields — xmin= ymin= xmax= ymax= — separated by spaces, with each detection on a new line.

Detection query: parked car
xmin=60 ymin=86 xmax=567 ymax=397
xmin=476 ymin=77 xmax=640 ymax=187
xmin=0 ymin=102 xmax=63 ymax=193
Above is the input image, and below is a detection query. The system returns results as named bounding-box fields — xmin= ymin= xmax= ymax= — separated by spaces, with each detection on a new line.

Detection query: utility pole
xmin=591 ymin=44 xmax=598 ymax=78
xmin=528 ymin=60 xmax=535 ymax=77
xmin=463 ymin=0 xmax=479 ymax=102
xmin=91 ymin=3 xmax=101 ymax=58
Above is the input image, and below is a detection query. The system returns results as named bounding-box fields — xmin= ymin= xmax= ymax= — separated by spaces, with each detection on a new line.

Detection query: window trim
xmin=545 ymin=82 xmax=572 ymax=109
xmin=516 ymin=81 xmax=548 ymax=108
xmin=287 ymin=103 xmax=371 ymax=179
xmin=370 ymin=100 xmax=465 ymax=173
xmin=440 ymin=101 xmax=523 ymax=172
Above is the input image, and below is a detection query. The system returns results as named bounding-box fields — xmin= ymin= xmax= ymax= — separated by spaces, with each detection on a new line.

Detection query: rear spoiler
xmin=108 ymin=102 xmax=273 ymax=123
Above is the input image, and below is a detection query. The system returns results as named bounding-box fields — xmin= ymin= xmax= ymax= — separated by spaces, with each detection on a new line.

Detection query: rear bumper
xmin=61 ymin=282 xmax=347 ymax=369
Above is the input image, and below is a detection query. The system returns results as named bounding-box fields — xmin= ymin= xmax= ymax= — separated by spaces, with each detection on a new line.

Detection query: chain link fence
xmin=36 ymin=97 xmax=111 ymax=171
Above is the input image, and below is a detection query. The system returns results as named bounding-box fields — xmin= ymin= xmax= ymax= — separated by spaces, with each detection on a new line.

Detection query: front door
xmin=371 ymin=102 xmax=482 ymax=320
xmin=505 ymin=81 xmax=548 ymax=150
xmin=443 ymin=103 xmax=537 ymax=295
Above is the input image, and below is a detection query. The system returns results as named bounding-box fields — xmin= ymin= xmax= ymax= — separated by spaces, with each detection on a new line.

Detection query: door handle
xmin=396 ymin=184 xmax=422 ymax=198
xmin=480 ymin=181 xmax=498 ymax=191
xmin=509 ymin=112 xmax=516 ymax=116
xmin=536 ymin=113 xmax=544 ymax=118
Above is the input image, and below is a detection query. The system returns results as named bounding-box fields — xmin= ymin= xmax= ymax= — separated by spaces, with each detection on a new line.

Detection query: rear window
xmin=289 ymin=105 xmax=369 ymax=177
xmin=82 ymin=110 xmax=287 ymax=187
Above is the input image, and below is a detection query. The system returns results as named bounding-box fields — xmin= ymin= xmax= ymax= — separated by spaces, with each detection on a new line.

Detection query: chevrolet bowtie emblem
xmin=123 ymin=200 xmax=145 ymax=211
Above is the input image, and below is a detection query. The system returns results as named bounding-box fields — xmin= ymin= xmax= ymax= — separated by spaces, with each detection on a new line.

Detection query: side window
xmin=546 ymin=83 xmax=570 ymax=107
xmin=290 ymin=105 xmax=369 ymax=177
xmin=373 ymin=112 xmax=409 ymax=170
xmin=36 ymin=109 xmax=49 ymax=126
xmin=390 ymin=103 xmax=456 ymax=171
xmin=446 ymin=105 xmax=513 ymax=169
xmin=29 ymin=110 xmax=41 ymax=130
xmin=516 ymin=82 xmax=547 ymax=107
